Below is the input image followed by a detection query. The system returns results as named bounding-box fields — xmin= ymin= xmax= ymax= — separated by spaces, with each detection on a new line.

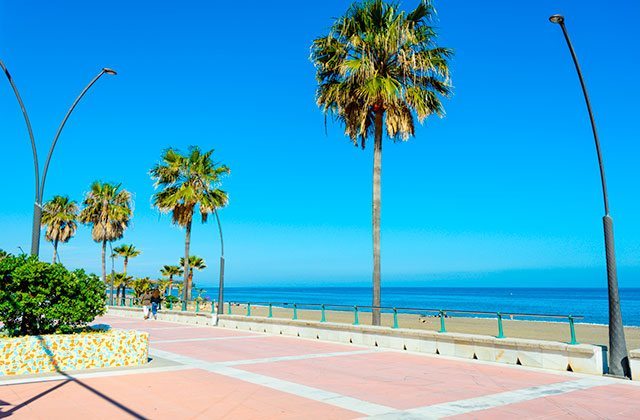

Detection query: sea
xmin=195 ymin=287 xmax=640 ymax=326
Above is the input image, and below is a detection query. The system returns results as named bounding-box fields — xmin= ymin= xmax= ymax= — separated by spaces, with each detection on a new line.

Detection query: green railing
xmin=224 ymin=301 xmax=584 ymax=345
xmin=108 ymin=297 xmax=584 ymax=345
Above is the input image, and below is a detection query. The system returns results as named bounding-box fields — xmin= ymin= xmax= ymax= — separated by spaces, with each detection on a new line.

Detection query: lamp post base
xmin=603 ymin=215 xmax=630 ymax=378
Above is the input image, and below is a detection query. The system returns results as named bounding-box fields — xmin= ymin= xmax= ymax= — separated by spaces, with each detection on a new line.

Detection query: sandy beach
xmin=223 ymin=303 xmax=640 ymax=350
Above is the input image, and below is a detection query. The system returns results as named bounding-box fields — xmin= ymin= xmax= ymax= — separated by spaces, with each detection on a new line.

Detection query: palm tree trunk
xmin=183 ymin=219 xmax=192 ymax=304
xmin=168 ymin=276 xmax=173 ymax=296
xmin=371 ymin=110 xmax=383 ymax=326
xmin=101 ymin=239 xmax=107 ymax=286
xmin=52 ymin=239 xmax=59 ymax=264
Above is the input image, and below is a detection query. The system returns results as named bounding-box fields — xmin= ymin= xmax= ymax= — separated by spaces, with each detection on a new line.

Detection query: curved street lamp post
xmin=549 ymin=14 xmax=630 ymax=378
xmin=214 ymin=209 xmax=225 ymax=319
xmin=0 ymin=62 xmax=116 ymax=258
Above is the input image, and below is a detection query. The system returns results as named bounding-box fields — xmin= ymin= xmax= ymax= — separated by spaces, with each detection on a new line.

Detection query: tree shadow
xmin=0 ymin=335 xmax=147 ymax=419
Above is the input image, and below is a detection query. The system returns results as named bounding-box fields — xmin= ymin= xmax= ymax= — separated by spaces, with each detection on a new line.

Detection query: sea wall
xmin=0 ymin=329 xmax=148 ymax=376
xmin=217 ymin=315 xmax=605 ymax=376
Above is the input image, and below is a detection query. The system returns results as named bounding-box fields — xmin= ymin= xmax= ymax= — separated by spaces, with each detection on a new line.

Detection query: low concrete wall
xmin=0 ymin=329 xmax=148 ymax=376
xmin=107 ymin=305 xmax=216 ymax=326
xmin=630 ymin=349 xmax=640 ymax=381
xmin=217 ymin=315 xmax=604 ymax=376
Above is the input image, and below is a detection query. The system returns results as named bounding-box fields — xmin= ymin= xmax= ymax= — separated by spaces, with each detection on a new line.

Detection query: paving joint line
xmin=149 ymin=347 xmax=395 ymax=416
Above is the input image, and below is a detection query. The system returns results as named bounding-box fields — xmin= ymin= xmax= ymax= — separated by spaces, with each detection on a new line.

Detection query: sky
xmin=0 ymin=0 xmax=639 ymax=288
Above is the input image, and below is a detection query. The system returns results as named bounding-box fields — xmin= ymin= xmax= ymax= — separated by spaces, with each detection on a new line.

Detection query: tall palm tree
xmin=78 ymin=181 xmax=133 ymax=288
xmin=179 ymin=255 xmax=206 ymax=299
xmin=150 ymin=146 xmax=229 ymax=301
xmin=311 ymin=0 xmax=452 ymax=325
xmin=41 ymin=195 xmax=79 ymax=263
xmin=161 ymin=264 xmax=183 ymax=296
xmin=113 ymin=244 xmax=141 ymax=299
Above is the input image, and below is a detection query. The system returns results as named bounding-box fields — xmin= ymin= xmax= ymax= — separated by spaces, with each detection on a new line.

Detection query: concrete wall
xmin=108 ymin=305 xmax=217 ymax=326
xmin=630 ymin=349 xmax=640 ymax=381
xmin=217 ymin=315 xmax=605 ymax=376
xmin=0 ymin=329 xmax=148 ymax=376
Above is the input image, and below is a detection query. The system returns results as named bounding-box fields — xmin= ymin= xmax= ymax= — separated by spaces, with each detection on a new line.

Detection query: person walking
xmin=141 ymin=290 xmax=152 ymax=320
xmin=150 ymin=289 xmax=162 ymax=320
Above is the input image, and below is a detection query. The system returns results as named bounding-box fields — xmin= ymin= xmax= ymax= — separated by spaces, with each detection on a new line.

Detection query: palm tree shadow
xmin=0 ymin=335 xmax=147 ymax=419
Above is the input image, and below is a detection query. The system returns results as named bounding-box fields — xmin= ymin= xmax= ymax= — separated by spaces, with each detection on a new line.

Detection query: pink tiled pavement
xmin=153 ymin=334 xmax=364 ymax=363
xmin=238 ymin=350 xmax=570 ymax=410
xmin=447 ymin=384 xmax=640 ymax=419
xmin=0 ymin=368 xmax=360 ymax=419
xmin=98 ymin=315 xmax=260 ymax=341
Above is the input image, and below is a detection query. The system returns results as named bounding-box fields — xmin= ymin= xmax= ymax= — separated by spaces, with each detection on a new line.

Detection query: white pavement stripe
xmin=219 ymin=349 xmax=378 ymax=366
xmin=149 ymin=348 xmax=378 ymax=368
xmin=149 ymin=348 xmax=394 ymax=416
xmin=139 ymin=326 xmax=202 ymax=331
xmin=0 ymin=365 xmax=192 ymax=387
xmin=217 ymin=366 xmax=394 ymax=416
xmin=368 ymin=378 xmax=609 ymax=419
xmin=153 ymin=335 xmax=258 ymax=344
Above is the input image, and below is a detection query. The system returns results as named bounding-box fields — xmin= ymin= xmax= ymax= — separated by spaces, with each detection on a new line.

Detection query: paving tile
xmin=238 ymin=351 xmax=570 ymax=410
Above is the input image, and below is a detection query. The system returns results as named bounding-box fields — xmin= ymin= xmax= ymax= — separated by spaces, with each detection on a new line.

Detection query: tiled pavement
xmin=1 ymin=315 xmax=639 ymax=419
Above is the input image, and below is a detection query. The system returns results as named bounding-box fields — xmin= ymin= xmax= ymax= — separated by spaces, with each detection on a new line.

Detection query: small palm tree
xmin=156 ymin=279 xmax=171 ymax=296
xmin=113 ymin=244 xmax=141 ymax=300
xmin=110 ymin=272 xmax=132 ymax=302
xmin=160 ymin=264 xmax=183 ymax=296
xmin=131 ymin=277 xmax=151 ymax=298
xmin=79 ymin=181 xmax=133 ymax=286
xmin=150 ymin=146 xmax=229 ymax=301
xmin=41 ymin=195 xmax=79 ymax=263
xmin=311 ymin=0 xmax=452 ymax=325
xmin=179 ymin=255 xmax=206 ymax=298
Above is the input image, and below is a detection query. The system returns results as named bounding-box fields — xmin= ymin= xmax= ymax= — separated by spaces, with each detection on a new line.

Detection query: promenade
xmin=1 ymin=314 xmax=640 ymax=419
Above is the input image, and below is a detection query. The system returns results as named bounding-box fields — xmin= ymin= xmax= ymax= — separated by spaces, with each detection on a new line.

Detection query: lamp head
xmin=549 ymin=14 xmax=565 ymax=24
xmin=103 ymin=68 xmax=117 ymax=75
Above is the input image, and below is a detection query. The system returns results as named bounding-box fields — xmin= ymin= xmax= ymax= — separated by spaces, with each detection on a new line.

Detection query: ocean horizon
xmin=188 ymin=286 xmax=640 ymax=327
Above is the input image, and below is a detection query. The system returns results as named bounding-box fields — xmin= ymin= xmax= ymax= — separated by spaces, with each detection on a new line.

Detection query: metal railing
xmin=109 ymin=297 xmax=583 ymax=345
xmin=225 ymin=301 xmax=584 ymax=345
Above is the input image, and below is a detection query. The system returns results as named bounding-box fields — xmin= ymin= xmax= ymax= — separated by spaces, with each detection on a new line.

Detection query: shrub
xmin=0 ymin=254 xmax=106 ymax=336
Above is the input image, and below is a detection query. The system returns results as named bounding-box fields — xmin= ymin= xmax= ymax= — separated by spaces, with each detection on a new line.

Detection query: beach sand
xmin=225 ymin=304 xmax=640 ymax=350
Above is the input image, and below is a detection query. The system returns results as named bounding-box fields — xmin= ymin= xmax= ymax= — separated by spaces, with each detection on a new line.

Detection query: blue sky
xmin=1 ymin=0 xmax=638 ymax=287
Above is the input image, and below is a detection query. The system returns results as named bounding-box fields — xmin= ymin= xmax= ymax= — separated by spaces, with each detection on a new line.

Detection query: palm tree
xmin=311 ymin=0 xmax=452 ymax=325
xmin=41 ymin=195 xmax=78 ymax=263
xmin=113 ymin=244 xmax=141 ymax=300
xmin=150 ymin=146 xmax=229 ymax=302
xmin=78 ymin=181 xmax=133 ymax=289
xmin=161 ymin=264 xmax=183 ymax=296
xmin=156 ymin=279 xmax=171 ymax=296
xmin=131 ymin=277 xmax=151 ymax=298
xmin=109 ymin=272 xmax=132 ymax=302
xmin=179 ymin=255 xmax=206 ymax=299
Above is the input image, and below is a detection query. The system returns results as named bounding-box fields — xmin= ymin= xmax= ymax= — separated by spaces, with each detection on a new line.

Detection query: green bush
xmin=0 ymin=254 xmax=106 ymax=336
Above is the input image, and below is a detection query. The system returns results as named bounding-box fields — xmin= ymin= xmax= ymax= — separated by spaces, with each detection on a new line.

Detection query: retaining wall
xmin=217 ymin=315 xmax=604 ymax=375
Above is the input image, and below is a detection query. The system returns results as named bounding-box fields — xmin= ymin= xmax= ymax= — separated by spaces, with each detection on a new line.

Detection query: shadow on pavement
xmin=0 ymin=334 xmax=147 ymax=419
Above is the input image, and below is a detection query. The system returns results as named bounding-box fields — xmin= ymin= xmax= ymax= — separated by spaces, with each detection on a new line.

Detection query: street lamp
xmin=549 ymin=14 xmax=630 ymax=378
xmin=214 ymin=209 xmax=225 ymax=319
xmin=0 ymin=62 xmax=116 ymax=257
